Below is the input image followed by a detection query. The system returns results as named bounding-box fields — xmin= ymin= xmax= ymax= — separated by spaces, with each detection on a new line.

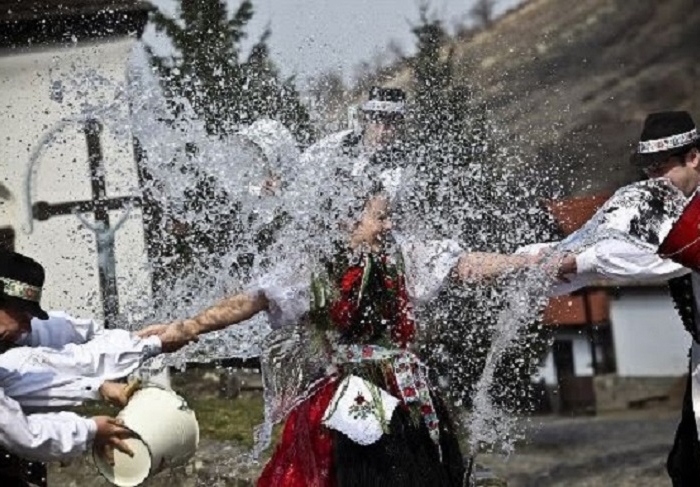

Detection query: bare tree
xmin=470 ymin=0 xmax=496 ymax=28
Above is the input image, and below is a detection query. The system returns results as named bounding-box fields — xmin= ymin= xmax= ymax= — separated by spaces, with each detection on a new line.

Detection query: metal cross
xmin=31 ymin=119 xmax=141 ymax=328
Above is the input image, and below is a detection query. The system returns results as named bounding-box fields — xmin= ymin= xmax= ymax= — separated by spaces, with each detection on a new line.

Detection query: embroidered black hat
xmin=631 ymin=111 xmax=700 ymax=168
xmin=361 ymin=86 xmax=407 ymax=117
xmin=0 ymin=250 xmax=49 ymax=320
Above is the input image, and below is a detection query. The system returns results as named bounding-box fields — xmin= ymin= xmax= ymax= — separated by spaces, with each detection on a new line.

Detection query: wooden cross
xmin=31 ymin=119 xmax=141 ymax=328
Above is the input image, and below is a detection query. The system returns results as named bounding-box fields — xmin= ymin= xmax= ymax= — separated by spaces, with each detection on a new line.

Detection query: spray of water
xmin=29 ymin=41 xmax=616 ymax=470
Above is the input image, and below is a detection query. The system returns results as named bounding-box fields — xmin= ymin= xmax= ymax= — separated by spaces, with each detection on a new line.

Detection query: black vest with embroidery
xmin=668 ymin=274 xmax=700 ymax=344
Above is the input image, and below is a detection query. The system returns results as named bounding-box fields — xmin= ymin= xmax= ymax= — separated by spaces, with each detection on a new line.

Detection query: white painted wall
xmin=534 ymin=331 xmax=594 ymax=386
xmin=610 ymin=288 xmax=690 ymax=377
xmin=0 ymin=38 xmax=151 ymax=321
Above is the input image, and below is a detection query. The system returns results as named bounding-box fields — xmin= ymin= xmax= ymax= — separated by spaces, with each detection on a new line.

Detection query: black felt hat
xmin=0 ymin=250 xmax=49 ymax=320
xmin=631 ymin=111 xmax=700 ymax=168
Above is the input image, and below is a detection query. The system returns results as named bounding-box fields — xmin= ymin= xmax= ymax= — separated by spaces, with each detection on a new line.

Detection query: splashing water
xmin=28 ymin=41 xmax=605 ymax=468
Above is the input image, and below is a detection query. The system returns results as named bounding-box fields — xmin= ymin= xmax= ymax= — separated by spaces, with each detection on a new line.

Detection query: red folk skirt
xmin=257 ymin=379 xmax=339 ymax=487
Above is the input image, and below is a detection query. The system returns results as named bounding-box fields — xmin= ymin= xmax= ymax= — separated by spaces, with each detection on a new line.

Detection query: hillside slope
xmin=387 ymin=0 xmax=700 ymax=195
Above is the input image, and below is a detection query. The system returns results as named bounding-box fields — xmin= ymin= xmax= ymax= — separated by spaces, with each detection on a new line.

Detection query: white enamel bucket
xmin=93 ymin=386 xmax=199 ymax=487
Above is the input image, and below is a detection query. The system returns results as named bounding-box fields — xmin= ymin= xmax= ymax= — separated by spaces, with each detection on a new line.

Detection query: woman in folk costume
xmin=460 ymin=111 xmax=700 ymax=486
xmin=140 ymin=177 xmax=487 ymax=486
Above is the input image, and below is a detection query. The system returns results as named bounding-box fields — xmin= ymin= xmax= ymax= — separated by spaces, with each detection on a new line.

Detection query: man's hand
xmin=537 ymin=251 xmax=577 ymax=281
xmin=135 ymin=323 xmax=169 ymax=339
xmin=99 ymin=381 xmax=141 ymax=408
xmin=92 ymin=416 xmax=135 ymax=466
xmin=137 ymin=321 xmax=198 ymax=353
xmin=556 ymin=253 xmax=577 ymax=280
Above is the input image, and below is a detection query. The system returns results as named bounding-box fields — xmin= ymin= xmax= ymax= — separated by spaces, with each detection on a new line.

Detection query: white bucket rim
xmin=93 ymin=426 xmax=154 ymax=487
xmin=92 ymin=385 xmax=198 ymax=487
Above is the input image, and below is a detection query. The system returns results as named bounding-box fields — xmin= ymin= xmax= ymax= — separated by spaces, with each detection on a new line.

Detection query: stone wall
xmin=594 ymin=374 xmax=685 ymax=412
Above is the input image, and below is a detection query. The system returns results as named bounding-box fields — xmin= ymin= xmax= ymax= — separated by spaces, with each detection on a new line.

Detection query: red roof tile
xmin=544 ymin=192 xmax=613 ymax=326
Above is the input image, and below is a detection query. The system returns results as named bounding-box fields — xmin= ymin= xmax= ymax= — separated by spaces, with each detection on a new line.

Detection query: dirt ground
xmin=478 ymin=407 xmax=680 ymax=487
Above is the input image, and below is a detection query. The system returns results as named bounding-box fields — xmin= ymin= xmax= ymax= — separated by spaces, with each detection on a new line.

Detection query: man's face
xmin=362 ymin=113 xmax=401 ymax=148
xmin=645 ymin=148 xmax=700 ymax=196
xmin=0 ymin=306 xmax=32 ymax=343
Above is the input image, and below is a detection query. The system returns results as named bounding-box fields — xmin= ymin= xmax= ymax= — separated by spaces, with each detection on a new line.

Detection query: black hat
xmin=0 ymin=250 xmax=49 ymax=320
xmin=631 ymin=111 xmax=700 ymax=168
xmin=361 ymin=86 xmax=407 ymax=117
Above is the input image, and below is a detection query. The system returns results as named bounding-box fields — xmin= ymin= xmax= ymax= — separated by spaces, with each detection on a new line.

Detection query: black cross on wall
xmin=31 ymin=119 xmax=141 ymax=328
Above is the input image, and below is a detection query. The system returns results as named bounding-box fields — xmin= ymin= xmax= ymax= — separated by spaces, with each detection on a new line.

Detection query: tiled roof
xmin=546 ymin=192 xmax=612 ymax=236
xmin=0 ymin=0 xmax=152 ymax=47
xmin=544 ymin=192 xmax=612 ymax=326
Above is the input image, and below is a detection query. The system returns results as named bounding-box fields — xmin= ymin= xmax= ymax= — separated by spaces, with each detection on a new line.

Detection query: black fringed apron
xmin=666 ymin=274 xmax=700 ymax=486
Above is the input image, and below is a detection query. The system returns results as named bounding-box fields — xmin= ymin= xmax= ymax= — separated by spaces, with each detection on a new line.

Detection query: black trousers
xmin=667 ymin=374 xmax=700 ymax=486
xmin=0 ymin=447 xmax=47 ymax=487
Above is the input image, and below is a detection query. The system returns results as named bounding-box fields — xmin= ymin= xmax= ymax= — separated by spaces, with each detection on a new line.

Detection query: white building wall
xmin=610 ymin=288 xmax=689 ymax=377
xmin=534 ymin=331 xmax=594 ymax=386
xmin=0 ymin=38 xmax=151 ymax=321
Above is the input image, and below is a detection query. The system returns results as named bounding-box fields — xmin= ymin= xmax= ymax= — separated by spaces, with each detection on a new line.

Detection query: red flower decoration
xmin=362 ymin=346 xmax=374 ymax=358
xmin=403 ymin=387 xmax=416 ymax=398
xmin=340 ymin=267 xmax=363 ymax=293
xmin=420 ymin=404 xmax=434 ymax=415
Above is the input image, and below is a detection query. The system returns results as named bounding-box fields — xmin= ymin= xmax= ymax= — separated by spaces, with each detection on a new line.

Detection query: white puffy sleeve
xmin=0 ymin=387 xmax=96 ymax=462
xmin=18 ymin=312 xmax=101 ymax=349
xmin=515 ymin=239 xmax=689 ymax=297
xmin=248 ymin=265 xmax=311 ymax=329
xmin=0 ymin=330 xmax=162 ymax=409
xmin=398 ymin=236 xmax=463 ymax=304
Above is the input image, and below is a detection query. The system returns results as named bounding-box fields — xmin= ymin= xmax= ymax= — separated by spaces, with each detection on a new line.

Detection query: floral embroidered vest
xmin=310 ymin=252 xmax=416 ymax=349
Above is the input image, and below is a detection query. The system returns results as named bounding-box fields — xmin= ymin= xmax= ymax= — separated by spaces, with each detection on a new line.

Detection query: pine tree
xmin=140 ymin=0 xmax=314 ymax=297
xmin=148 ymin=0 xmax=313 ymax=142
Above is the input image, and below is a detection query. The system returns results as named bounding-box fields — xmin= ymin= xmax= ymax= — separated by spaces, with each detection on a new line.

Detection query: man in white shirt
xmin=0 ymin=250 xmax=142 ymax=486
xmin=459 ymin=111 xmax=700 ymax=486
xmin=304 ymin=86 xmax=408 ymax=182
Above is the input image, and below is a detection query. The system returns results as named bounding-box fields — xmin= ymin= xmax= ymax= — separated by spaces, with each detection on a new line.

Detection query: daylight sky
xmin=145 ymin=0 xmax=522 ymax=88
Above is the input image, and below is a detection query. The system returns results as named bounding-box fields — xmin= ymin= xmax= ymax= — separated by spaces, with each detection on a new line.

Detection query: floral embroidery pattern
xmin=332 ymin=345 xmax=441 ymax=452
xmin=348 ymin=393 xmax=374 ymax=420
xmin=638 ymin=128 xmax=697 ymax=154
xmin=0 ymin=277 xmax=42 ymax=303
xmin=311 ymin=251 xmax=438 ymax=453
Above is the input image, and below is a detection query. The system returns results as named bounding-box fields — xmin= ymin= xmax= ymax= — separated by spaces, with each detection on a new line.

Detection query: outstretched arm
xmin=0 ymin=330 xmax=160 ymax=410
xmin=455 ymin=251 xmax=539 ymax=281
xmin=137 ymin=292 xmax=269 ymax=352
xmin=460 ymin=239 xmax=689 ymax=297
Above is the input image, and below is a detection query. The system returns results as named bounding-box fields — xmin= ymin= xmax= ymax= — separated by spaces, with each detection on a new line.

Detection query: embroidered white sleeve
xmin=248 ymin=265 xmax=311 ymax=329
xmin=399 ymin=237 xmax=463 ymax=304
